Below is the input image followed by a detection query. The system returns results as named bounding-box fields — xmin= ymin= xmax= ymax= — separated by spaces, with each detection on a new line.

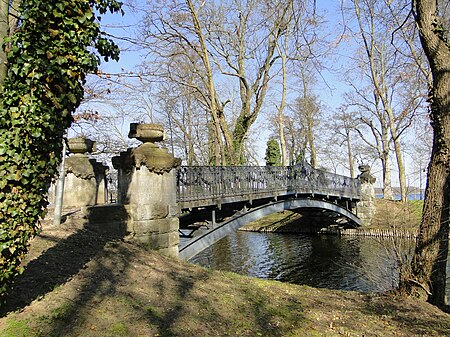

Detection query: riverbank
xmin=1 ymin=218 xmax=449 ymax=336
xmin=240 ymin=199 xmax=423 ymax=237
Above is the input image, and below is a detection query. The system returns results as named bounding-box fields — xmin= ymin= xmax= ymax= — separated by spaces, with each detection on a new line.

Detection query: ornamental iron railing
xmin=176 ymin=162 xmax=360 ymax=207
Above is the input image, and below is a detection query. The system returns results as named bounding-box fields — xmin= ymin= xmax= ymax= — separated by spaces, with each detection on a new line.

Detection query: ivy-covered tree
xmin=0 ymin=1 xmax=20 ymax=88
xmin=399 ymin=0 xmax=450 ymax=310
xmin=0 ymin=0 xmax=122 ymax=299
xmin=265 ymin=138 xmax=281 ymax=166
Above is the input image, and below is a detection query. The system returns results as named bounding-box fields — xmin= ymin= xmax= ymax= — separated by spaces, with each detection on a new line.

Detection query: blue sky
xmin=83 ymin=1 xmax=428 ymax=190
xmin=88 ymin=1 xmax=361 ymax=167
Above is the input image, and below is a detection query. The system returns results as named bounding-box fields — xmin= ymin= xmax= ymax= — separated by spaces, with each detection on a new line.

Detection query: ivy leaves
xmin=0 ymin=0 xmax=122 ymax=298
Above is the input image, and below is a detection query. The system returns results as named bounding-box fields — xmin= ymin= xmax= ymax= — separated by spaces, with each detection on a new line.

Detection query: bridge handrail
xmin=176 ymin=163 xmax=361 ymax=204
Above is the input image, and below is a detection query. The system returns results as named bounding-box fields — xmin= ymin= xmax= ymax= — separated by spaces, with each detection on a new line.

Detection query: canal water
xmin=191 ymin=231 xmax=450 ymax=297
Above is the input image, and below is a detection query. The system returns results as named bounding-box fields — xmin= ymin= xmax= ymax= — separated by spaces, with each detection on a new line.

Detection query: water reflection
xmin=191 ymin=231 xmax=431 ymax=294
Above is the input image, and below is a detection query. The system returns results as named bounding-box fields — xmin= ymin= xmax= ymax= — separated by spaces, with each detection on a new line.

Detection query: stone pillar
xmin=356 ymin=165 xmax=376 ymax=226
xmin=62 ymin=137 xmax=109 ymax=208
xmin=89 ymin=159 xmax=109 ymax=205
xmin=112 ymin=123 xmax=181 ymax=257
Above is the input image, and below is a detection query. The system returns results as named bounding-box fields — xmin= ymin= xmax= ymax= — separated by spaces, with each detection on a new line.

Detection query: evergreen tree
xmin=265 ymin=138 xmax=281 ymax=166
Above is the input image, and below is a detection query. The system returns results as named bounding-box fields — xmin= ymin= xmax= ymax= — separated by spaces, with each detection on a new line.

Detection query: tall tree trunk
xmin=401 ymin=0 xmax=450 ymax=309
xmin=0 ymin=0 xmax=20 ymax=90
xmin=381 ymin=125 xmax=394 ymax=200
xmin=381 ymin=151 xmax=394 ymax=200
xmin=278 ymin=104 xmax=287 ymax=167
xmin=232 ymin=32 xmax=278 ymax=164
xmin=307 ymin=116 xmax=317 ymax=169
xmin=391 ymin=128 xmax=407 ymax=202
xmin=186 ymin=0 xmax=225 ymax=166
xmin=346 ymin=130 xmax=355 ymax=178
xmin=386 ymin=105 xmax=407 ymax=202
xmin=186 ymin=99 xmax=195 ymax=166
xmin=276 ymin=27 xmax=289 ymax=167
xmin=277 ymin=53 xmax=287 ymax=167
xmin=0 ymin=1 xmax=8 ymax=88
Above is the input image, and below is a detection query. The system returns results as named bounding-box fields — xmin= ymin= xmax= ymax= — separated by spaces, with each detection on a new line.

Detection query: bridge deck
xmin=176 ymin=164 xmax=360 ymax=209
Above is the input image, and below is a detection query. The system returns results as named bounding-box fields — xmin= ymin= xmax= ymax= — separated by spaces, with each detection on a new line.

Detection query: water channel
xmin=190 ymin=231 xmax=450 ymax=297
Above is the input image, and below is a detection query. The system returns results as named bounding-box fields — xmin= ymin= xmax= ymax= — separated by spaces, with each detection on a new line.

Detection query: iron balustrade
xmin=176 ymin=163 xmax=361 ymax=207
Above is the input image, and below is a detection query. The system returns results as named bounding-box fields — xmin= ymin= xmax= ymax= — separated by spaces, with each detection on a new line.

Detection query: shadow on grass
xmin=142 ymin=266 xmax=213 ymax=336
xmin=44 ymin=241 xmax=137 ymax=337
xmin=2 ymin=221 xmax=446 ymax=336
xmin=361 ymin=294 xmax=450 ymax=336
xmin=0 ymin=225 xmax=126 ymax=317
xmin=138 ymin=265 xmax=308 ymax=336
xmin=0 ymin=219 xmax=307 ymax=336
xmin=299 ymin=291 xmax=450 ymax=336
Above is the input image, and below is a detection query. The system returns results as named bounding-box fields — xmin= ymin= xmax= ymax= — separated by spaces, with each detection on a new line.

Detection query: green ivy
xmin=0 ymin=0 xmax=122 ymax=299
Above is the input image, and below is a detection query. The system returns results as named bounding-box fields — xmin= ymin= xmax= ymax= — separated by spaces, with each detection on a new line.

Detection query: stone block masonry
xmin=110 ymin=123 xmax=181 ymax=257
xmin=47 ymin=137 xmax=108 ymax=219
xmin=356 ymin=165 xmax=376 ymax=226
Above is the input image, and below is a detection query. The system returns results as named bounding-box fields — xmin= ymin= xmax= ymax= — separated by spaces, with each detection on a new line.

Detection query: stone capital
xmin=65 ymin=156 xmax=96 ymax=179
xmin=131 ymin=144 xmax=181 ymax=173
xmin=67 ymin=137 xmax=96 ymax=156
xmin=112 ymin=146 xmax=181 ymax=173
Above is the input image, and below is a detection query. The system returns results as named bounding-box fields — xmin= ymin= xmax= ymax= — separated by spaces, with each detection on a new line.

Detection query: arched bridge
xmin=176 ymin=162 xmax=362 ymax=260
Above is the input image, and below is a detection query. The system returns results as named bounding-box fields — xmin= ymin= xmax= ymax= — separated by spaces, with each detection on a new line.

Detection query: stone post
xmin=89 ymin=159 xmax=109 ymax=205
xmin=62 ymin=137 xmax=99 ymax=207
xmin=112 ymin=123 xmax=181 ymax=257
xmin=57 ymin=137 xmax=109 ymax=209
xmin=356 ymin=165 xmax=376 ymax=226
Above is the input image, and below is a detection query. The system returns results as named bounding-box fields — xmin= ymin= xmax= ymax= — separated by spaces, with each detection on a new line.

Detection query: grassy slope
xmin=370 ymin=200 xmax=423 ymax=231
xmin=242 ymin=200 xmax=424 ymax=233
xmin=0 ymin=219 xmax=449 ymax=337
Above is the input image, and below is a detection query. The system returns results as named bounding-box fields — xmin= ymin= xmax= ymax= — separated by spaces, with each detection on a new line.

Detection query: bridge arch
xmin=179 ymin=198 xmax=361 ymax=260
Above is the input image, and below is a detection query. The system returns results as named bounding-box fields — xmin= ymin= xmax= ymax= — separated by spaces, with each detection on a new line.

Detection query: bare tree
xmin=138 ymin=0 xmax=319 ymax=165
xmin=70 ymin=73 xmax=152 ymax=156
xmin=345 ymin=85 xmax=394 ymax=199
xmin=275 ymin=24 xmax=289 ymax=167
xmin=268 ymin=2 xmax=329 ymax=167
xmin=342 ymin=0 xmax=426 ymax=201
xmin=286 ymin=66 xmax=323 ymax=169
xmin=332 ymin=107 xmax=361 ymax=178
xmin=156 ymin=80 xmax=210 ymax=165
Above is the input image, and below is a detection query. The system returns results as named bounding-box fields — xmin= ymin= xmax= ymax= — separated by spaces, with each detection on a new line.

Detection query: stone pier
xmin=356 ymin=165 xmax=376 ymax=226
xmin=111 ymin=123 xmax=181 ymax=257
xmin=48 ymin=137 xmax=108 ymax=209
